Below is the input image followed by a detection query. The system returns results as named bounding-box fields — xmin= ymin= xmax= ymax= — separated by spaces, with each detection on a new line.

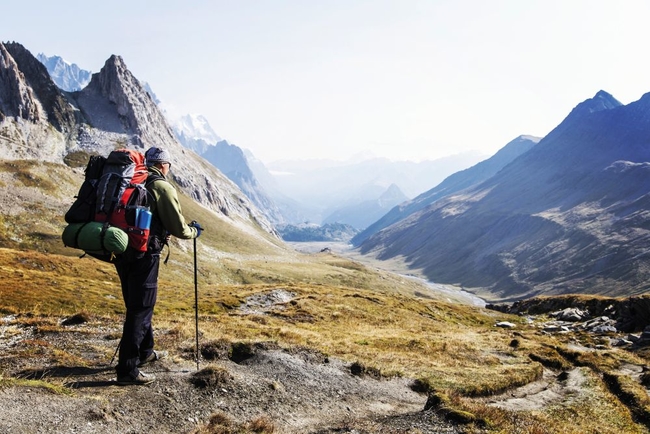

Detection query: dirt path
xmin=482 ymin=367 xmax=588 ymax=412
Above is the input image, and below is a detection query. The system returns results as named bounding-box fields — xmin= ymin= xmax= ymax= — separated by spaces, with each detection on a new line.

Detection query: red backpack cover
xmin=94 ymin=149 xmax=150 ymax=254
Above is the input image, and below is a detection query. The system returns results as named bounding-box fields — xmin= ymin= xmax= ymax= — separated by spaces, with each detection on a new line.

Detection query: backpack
xmin=62 ymin=149 xmax=152 ymax=262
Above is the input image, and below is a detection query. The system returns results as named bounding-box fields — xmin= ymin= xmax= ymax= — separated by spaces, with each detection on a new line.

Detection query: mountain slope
xmin=360 ymin=90 xmax=650 ymax=301
xmin=352 ymin=135 xmax=539 ymax=245
xmin=34 ymin=51 xmax=284 ymax=229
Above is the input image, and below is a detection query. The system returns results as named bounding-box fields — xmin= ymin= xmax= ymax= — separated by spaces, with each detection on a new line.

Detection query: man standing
xmin=115 ymin=147 xmax=202 ymax=385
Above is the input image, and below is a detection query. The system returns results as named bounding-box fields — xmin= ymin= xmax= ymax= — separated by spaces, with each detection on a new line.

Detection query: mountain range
xmin=359 ymin=90 xmax=650 ymax=301
xmin=322 ymin=183 xmax=409 ymax=229
xmin=352 ymin=135 xmax=540 ymax=245
xmin=266 ymin=153 xmax=486 ymax=225
xmin=35 ymin=52 xmax=486 ymax=230
xmin=0 ymin=42 xmax=276 ymax=238
xmin=16 ymin=44 xmax=650 ymax=302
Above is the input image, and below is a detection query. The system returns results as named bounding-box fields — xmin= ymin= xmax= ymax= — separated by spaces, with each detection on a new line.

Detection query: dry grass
xmin=458 ymin=367 xmax=649 ymax=434
xmin=2 ymin=244 xmax=650 ymax=433
xmin=0 ymin=373 xmax=73 ymax=396
xmin=0 ymin=160 xmax=58 ymax=192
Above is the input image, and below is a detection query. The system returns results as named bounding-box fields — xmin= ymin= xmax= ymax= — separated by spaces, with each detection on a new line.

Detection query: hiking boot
xmin=116 ymin=371 xmax=155 ymax=386
xmin=138 ymin=350 xmax=168 ymax=367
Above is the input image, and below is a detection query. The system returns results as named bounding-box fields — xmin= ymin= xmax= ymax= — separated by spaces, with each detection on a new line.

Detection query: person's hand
xmin=189 ymin=221 xmax=203 ymax=237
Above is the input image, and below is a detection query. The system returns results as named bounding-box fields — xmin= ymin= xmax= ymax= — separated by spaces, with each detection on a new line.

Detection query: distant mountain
xmin=267 ymin=153 xmax=486 ymax=223
xmin=36 ymin=53 xmax=91 ymax=91
xmin=352 ymin=135 xmax=539 ymax=245
xmin=359 ymin=90 xmax=650 ymax=301
xmin=166 ymin=113 xmax=286 ymax=225
xmin=0 ymin=41 xmax=276 ymax=237
xmin=277 ymin=222 xmax=359 ymax=242
xmin=172 ymin=113 xmax=222 ymax=155
xmin=323 ymin=184 xmax=409 ymax=230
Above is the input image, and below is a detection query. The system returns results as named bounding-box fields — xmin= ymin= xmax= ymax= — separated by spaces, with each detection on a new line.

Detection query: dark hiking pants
xmin=114 ymin=253 xmax=160 ymax=379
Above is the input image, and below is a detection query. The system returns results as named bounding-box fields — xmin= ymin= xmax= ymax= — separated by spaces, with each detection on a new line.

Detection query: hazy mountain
xmin=352 ymin=135 xmax=539 ymax=245
xmin=277 ymin=222 xmax=359 ymax=242
xmin=36 ymin=53 xmax=91 ymax=91
xmin=0 ymin=41 xmax=276 ymax=237
xmin=142 ymin=82 xmax=162 ymax=105
xmin=166 ymin=113 xmax=286 ymax=225
xmin=266 ymin=153 xmax=486 ymax=223
xmin=359 ymin=90 xmax=650 ymax=301
xmin=202 ymin=140 xmax=285 ymax=224
xmin=322 ymin=184 xmax=409 ymax=230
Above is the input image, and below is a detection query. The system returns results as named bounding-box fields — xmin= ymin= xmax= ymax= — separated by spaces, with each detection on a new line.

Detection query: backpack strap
xmin=99 ymin=222 xmax=116 ymax=261
xmin=145 ymin=173 xmax=171 ymax=264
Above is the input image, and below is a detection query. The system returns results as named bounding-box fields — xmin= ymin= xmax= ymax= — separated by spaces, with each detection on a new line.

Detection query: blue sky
xmin=3 ymin=1 xmax=650 ymax=164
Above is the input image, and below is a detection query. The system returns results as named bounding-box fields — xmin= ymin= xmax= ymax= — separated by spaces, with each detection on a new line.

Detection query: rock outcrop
xmin=0 ymin=43 xmax=44 ymax=122
xmin=488 ymin=294 xmax=650 ymax=333
xmin=3 ymin=42 xmax=78 ymax=133
xmin=0 ymin=42 xmax=71 ymax=162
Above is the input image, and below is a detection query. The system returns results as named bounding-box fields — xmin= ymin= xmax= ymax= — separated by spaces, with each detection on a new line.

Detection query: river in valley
xmin=287 ymin=241 xmax=486 ymax=307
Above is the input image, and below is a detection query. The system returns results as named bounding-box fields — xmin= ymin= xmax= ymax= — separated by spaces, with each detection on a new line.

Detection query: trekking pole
xmin=109 ymin=340 xmax=121 ymax=367
xmin=194 ymin=235 xmax=200 ymax=371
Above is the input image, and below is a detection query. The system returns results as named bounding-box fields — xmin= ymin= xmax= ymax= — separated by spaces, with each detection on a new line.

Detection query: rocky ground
xmin=0 ymin=313 xmax=461 ymax=434
xmin=4 ymin=295 xmax=648 ymax=433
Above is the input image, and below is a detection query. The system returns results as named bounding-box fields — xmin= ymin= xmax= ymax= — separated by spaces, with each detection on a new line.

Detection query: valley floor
xmin=287 ymin=241 xmax=485 ymax=306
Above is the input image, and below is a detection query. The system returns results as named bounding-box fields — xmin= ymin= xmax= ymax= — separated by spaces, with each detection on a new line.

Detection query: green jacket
xmin=147 ymin=166 xmax=198 ymax=240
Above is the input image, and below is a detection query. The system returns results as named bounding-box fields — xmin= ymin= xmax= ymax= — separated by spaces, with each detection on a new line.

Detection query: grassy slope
xmin=1 ymin=160 xmax=649 ymax=433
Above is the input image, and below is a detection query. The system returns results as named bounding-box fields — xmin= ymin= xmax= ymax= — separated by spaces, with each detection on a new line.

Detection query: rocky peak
xmin=206 ymin=141 xmax=253 ymax=178
xmin=561 ymin=90 xmax=622 ymax=124
xmin=0 ymin=42 xmax=45 ymax=122
xmin=73 ymin=55 xmax=277 ymax=235
xmin=2 ymin=42 xmax=77 ymax=133
xmin=575 ymin=90 xmax=622 ymax=115
xmin=80 ymin=55 xmax=175 ymax=147
xmin=0 ymin=42 xmax=71 ymax=162
xmin=174 ymin=114 xmax=221 ymax=150
xmin=591 ymin=90 xmax=622 ymax=111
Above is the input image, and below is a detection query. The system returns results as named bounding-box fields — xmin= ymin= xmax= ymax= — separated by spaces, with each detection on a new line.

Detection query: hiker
xmin=115 ymin=146 xmax=203 ymax=385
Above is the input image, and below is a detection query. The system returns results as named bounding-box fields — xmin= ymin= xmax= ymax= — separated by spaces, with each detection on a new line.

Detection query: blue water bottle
xmin=137 ymin=208 xmax=152 ymax=230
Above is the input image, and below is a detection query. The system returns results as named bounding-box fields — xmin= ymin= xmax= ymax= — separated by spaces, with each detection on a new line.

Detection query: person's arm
xmin=152 ymin=181 xmax=198 ymax=239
